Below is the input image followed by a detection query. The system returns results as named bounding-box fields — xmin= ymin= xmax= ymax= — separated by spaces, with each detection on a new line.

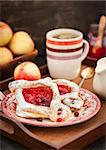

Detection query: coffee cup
xmin=46 ymin=28 xmax=89 ymax=80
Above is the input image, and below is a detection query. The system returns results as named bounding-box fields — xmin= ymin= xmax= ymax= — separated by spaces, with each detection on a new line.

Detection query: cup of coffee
xmin=46 ymin=28 xmax=89 ymax=80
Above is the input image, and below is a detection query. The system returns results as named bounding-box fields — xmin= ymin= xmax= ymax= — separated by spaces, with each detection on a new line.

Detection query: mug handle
xmin=80 ymin=39 xmax=89 ymax=61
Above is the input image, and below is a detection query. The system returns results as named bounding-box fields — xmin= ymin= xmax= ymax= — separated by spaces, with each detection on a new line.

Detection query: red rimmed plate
xmin=1 ymin=89 xmax=101 ymax=127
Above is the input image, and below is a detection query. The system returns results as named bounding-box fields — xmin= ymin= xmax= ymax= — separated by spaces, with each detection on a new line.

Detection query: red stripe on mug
xmin=47 ymin=53 xmax=82 ymax=60
xmin=47 ymin=39 xmax=83 ymax=45
xmin=47 ymin=46 xmax=83 ymax=53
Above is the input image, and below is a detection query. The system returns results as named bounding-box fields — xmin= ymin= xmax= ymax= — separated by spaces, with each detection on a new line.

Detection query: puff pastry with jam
xmin=9 ymin=78 xmax=72 ymax=122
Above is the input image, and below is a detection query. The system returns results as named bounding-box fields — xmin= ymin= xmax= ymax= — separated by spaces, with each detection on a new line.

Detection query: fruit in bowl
xmin=0 ymin=21 xmax=13 ymax=46
xmin=9 ymin=31 xmax=35 ymax=55
xmin=0 ymin=47 xmax=13 ymax=66
xmin=14 ymin=61 xmax=41 ymax=80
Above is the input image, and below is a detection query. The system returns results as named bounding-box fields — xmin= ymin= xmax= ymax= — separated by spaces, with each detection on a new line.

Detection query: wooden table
xmin=1 ymin=65 xmax=106 ymax=150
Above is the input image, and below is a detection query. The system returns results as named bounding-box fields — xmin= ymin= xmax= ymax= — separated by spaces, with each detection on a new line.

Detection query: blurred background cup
xmin=46 ymin=28 xmax=89 ymax=80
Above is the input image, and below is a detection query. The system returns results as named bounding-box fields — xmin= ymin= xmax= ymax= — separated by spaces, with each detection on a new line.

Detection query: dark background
xmin=0 ymin=0 xmax=105 ymax=65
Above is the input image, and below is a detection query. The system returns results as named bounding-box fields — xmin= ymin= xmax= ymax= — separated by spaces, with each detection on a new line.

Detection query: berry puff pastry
xmin=8 ymin=77 xmax=74 ymax=122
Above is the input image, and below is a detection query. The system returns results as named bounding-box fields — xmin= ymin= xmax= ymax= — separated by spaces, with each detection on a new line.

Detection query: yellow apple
xmin=0 ymin=47 xmax=13 ymax=66
xmin=9 ymin=31 xmax=35 ymax=55
xmin=0 ymin=21 xmax=13 ymax=46
xmin=14 ymin=61 xmax=41 ymax=80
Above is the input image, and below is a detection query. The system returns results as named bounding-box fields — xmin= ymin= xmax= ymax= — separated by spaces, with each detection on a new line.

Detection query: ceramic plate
xmin=1 ymin=89 xmax=101 ymax=127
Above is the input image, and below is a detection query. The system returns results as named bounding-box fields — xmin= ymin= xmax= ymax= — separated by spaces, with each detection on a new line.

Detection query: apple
xmin=9 ymin=31 xmax=35 ymax=55
xmin=0 ymin=47 xmax=13 ymax=66
xmin=0 ymin=21 xmax=13 ymax=46
xmin=14 ymin=61 xmax=41 ymax=80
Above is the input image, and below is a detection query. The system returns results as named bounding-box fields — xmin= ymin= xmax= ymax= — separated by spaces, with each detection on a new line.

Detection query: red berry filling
xmin=22 ymin=86 xmax=53 ymax=107
xmin=57 ymin=118 xmax=63 ymax=122
xmin=74 ymin=112 xmax=79 ymax=117
xmin=57 ymin=84 xmax=71 ymax=95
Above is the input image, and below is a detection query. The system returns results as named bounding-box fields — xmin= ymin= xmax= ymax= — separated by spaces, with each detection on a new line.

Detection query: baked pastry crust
xmin=8 ymin=78 xmax=90 ymax=122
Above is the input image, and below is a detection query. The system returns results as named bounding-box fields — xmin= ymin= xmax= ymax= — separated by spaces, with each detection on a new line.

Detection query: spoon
xmin=79 ymin=67 xmax=94 ymax=88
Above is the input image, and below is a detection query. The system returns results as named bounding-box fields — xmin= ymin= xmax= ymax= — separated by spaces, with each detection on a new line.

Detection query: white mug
xmin=46 ymin=28 xmax=89 ymax=80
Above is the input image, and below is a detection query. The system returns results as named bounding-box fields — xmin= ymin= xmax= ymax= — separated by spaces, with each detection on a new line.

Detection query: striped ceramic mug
xmin=46 ymin=28 xmax=89 ymax=80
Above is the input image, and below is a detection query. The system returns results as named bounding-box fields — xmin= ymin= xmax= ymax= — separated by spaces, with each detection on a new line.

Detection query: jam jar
xmin=88 ymin=24 xmax=106 ymax=59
